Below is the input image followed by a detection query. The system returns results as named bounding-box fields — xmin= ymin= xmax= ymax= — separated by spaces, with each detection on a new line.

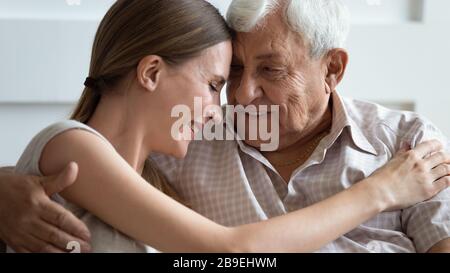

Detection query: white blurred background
xmin=0 ymin=0 xmax=449 ymax=165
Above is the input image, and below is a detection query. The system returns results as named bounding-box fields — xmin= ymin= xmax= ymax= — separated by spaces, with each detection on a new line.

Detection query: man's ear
xmin=324 ymin=49 xmax=348 ymax=94
xmin=136 ymin=55 xmax=164 ymax=92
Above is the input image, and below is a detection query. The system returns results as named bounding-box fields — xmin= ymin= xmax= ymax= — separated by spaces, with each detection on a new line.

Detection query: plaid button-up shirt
xmin=152 ymin=92 xmax=450 ymax=253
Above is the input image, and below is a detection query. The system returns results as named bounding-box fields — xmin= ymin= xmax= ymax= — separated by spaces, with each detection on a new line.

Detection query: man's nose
xmin=234 ymin=73 xmax=263 ymax=106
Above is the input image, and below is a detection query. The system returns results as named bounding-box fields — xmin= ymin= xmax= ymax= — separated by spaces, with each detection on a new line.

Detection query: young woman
xmin=6 ymin=0 xmax=449 ymax=252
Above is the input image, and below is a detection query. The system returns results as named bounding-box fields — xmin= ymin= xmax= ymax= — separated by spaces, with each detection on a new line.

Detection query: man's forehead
xmin=233 ymin=15 xmax=288 ymax=42
xmin=232 ymin=31 xmax=292 ymax=61
xmin=231 ymin=12 xmax=300 ymax=58
xmin=233 ymin=31 xmax=271 ymax=50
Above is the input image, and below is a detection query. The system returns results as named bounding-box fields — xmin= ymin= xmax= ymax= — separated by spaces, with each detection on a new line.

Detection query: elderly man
xmin=155 ymin=0 xmax=449 ymax=252
xmin=1 ymin=0 xmax=449 ymax=253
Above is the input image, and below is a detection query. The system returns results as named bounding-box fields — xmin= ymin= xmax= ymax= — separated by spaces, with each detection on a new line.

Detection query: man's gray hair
xmin=226 ymin=0 xmax=351 ymax=58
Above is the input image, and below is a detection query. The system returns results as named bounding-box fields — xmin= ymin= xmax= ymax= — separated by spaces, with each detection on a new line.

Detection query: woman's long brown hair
xmin=70 ymin=0 xmax=232 ymax=201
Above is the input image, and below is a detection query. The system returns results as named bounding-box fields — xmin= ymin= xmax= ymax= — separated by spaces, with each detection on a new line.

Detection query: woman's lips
xmin=189 ymin=121 xmax=204 ymax=139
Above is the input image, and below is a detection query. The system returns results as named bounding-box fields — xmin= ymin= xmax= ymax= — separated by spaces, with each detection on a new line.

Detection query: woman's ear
xmin=137 ymin=55 xmax=164 ymax=92
xmin=324 ymin=49 xmax=349 ymax=94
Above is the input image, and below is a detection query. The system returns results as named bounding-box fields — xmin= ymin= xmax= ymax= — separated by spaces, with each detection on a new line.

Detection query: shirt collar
xmin=329 ymin=92 xmax=378 ymax=156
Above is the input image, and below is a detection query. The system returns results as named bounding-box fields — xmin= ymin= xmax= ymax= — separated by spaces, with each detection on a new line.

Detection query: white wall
xmin=0 ymin=103 xmax=73 ymax=165
xmin=341 ymin=0 xmax=450 ymax=137
xmin=0 ymin=0 xmax=449 ymax=165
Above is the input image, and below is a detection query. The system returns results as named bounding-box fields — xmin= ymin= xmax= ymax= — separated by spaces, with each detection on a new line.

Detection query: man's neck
xmin=263 ymin=103 xmax=333 ymax=182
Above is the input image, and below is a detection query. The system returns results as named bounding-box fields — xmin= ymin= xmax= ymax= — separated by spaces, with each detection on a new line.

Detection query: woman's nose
xmin=202 ymin=99 xmax=223 ymax=124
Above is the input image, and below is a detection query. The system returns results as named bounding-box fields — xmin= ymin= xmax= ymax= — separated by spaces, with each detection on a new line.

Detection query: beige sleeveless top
xmin=12 ymin=120 xmax=157 ymax=253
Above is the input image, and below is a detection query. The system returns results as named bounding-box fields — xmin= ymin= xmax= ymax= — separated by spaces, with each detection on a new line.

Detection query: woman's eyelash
xmin=209 ymin=83 xmax=219 ymax=92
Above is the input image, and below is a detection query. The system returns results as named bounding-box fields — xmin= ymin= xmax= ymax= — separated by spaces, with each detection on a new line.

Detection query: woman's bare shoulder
xmin=39 ymin=126 xmax=114 ymax=177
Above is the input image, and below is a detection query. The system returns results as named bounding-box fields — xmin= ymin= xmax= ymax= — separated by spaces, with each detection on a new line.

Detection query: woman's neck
xmin=87 ymin=94 xmax=151 ymax=174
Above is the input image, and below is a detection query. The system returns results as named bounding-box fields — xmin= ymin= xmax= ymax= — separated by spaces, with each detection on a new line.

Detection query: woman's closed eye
xmin=209 ymin=82 xmax=225 ymax=93
xmin=209 ymin=78 xmax=226 ymax=93
xmin=209 ymin=83 xmax=219 ymax=92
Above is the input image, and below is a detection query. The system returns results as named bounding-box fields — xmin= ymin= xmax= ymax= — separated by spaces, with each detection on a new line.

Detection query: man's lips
xmin=234 ymin=107 xmax=272 ymax=117
xmin=246 ymin=111 xmax=271 ymax=117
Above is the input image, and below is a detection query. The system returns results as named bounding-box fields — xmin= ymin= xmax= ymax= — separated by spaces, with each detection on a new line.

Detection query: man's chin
xmin=242 ymin=139 xmax=280 ymax=152
xmin=242 ymin=139 xmax=261 ymax=149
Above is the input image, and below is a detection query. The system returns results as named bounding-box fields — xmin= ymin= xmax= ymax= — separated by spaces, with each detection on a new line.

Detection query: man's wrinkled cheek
xmin=290 ymin=72 xmax=308 ymax=89
xmin=287 ymin=92 xmax=309 ymax=128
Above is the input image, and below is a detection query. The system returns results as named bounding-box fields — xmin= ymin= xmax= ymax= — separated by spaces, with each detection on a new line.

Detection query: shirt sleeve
xmin=400 ymin=117 xmax=450 ymax=253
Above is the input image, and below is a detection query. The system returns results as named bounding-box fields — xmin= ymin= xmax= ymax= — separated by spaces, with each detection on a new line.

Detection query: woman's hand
xmin=367 ymin=140 xmax=450 ymax=211
xmin=0 ymin=163 xmax=91 ymax=253
xmin=229 ymin=140 xmax=450 ymax=253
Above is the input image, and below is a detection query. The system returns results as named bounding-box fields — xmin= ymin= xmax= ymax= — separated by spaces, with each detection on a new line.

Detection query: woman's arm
xmin=230 ymin=178 xmax=383 ymax=252
xmin=40 ymin=130 xmax=450 ymax=252
xmin=40 ymin=130 xmax=232 ymax=252
xmin=231 ymin=140 xmax=450 ymax=252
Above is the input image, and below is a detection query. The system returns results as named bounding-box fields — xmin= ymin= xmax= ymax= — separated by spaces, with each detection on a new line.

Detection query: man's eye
xmin=263 ymin=67 xmax=280 ymax=73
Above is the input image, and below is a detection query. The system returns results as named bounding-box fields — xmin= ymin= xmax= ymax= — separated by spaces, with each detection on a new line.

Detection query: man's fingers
xmin=13 ymin=246 xmax=31 ymax=253
xmin=40 ymin=200 xmax=91 ymax=243
xmin=39 ymin=244 xmax=67 ymax=253
xmin=33 ymin=219 xmax=90 ymax=253
xmin=413 ymin=140 xmax=443 ymax=159
xmin=28 ymin=219 xmax=70 ymax=252
xmin=25 ymin=233 xmax=63 ymax=253
xmin=40 ymin=162 xmax=79 ymax=196
xmin=23 ymin=233 xmax=47 ymax=253
xmin=7 ymin=238 xmax=32 ymax=253
xmin=29 ymin=228 xmax=69 ymax=253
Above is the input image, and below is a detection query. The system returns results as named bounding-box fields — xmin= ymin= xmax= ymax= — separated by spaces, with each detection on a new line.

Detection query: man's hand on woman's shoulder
xmin=0 ymin=163 xmax=91 ymax=253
